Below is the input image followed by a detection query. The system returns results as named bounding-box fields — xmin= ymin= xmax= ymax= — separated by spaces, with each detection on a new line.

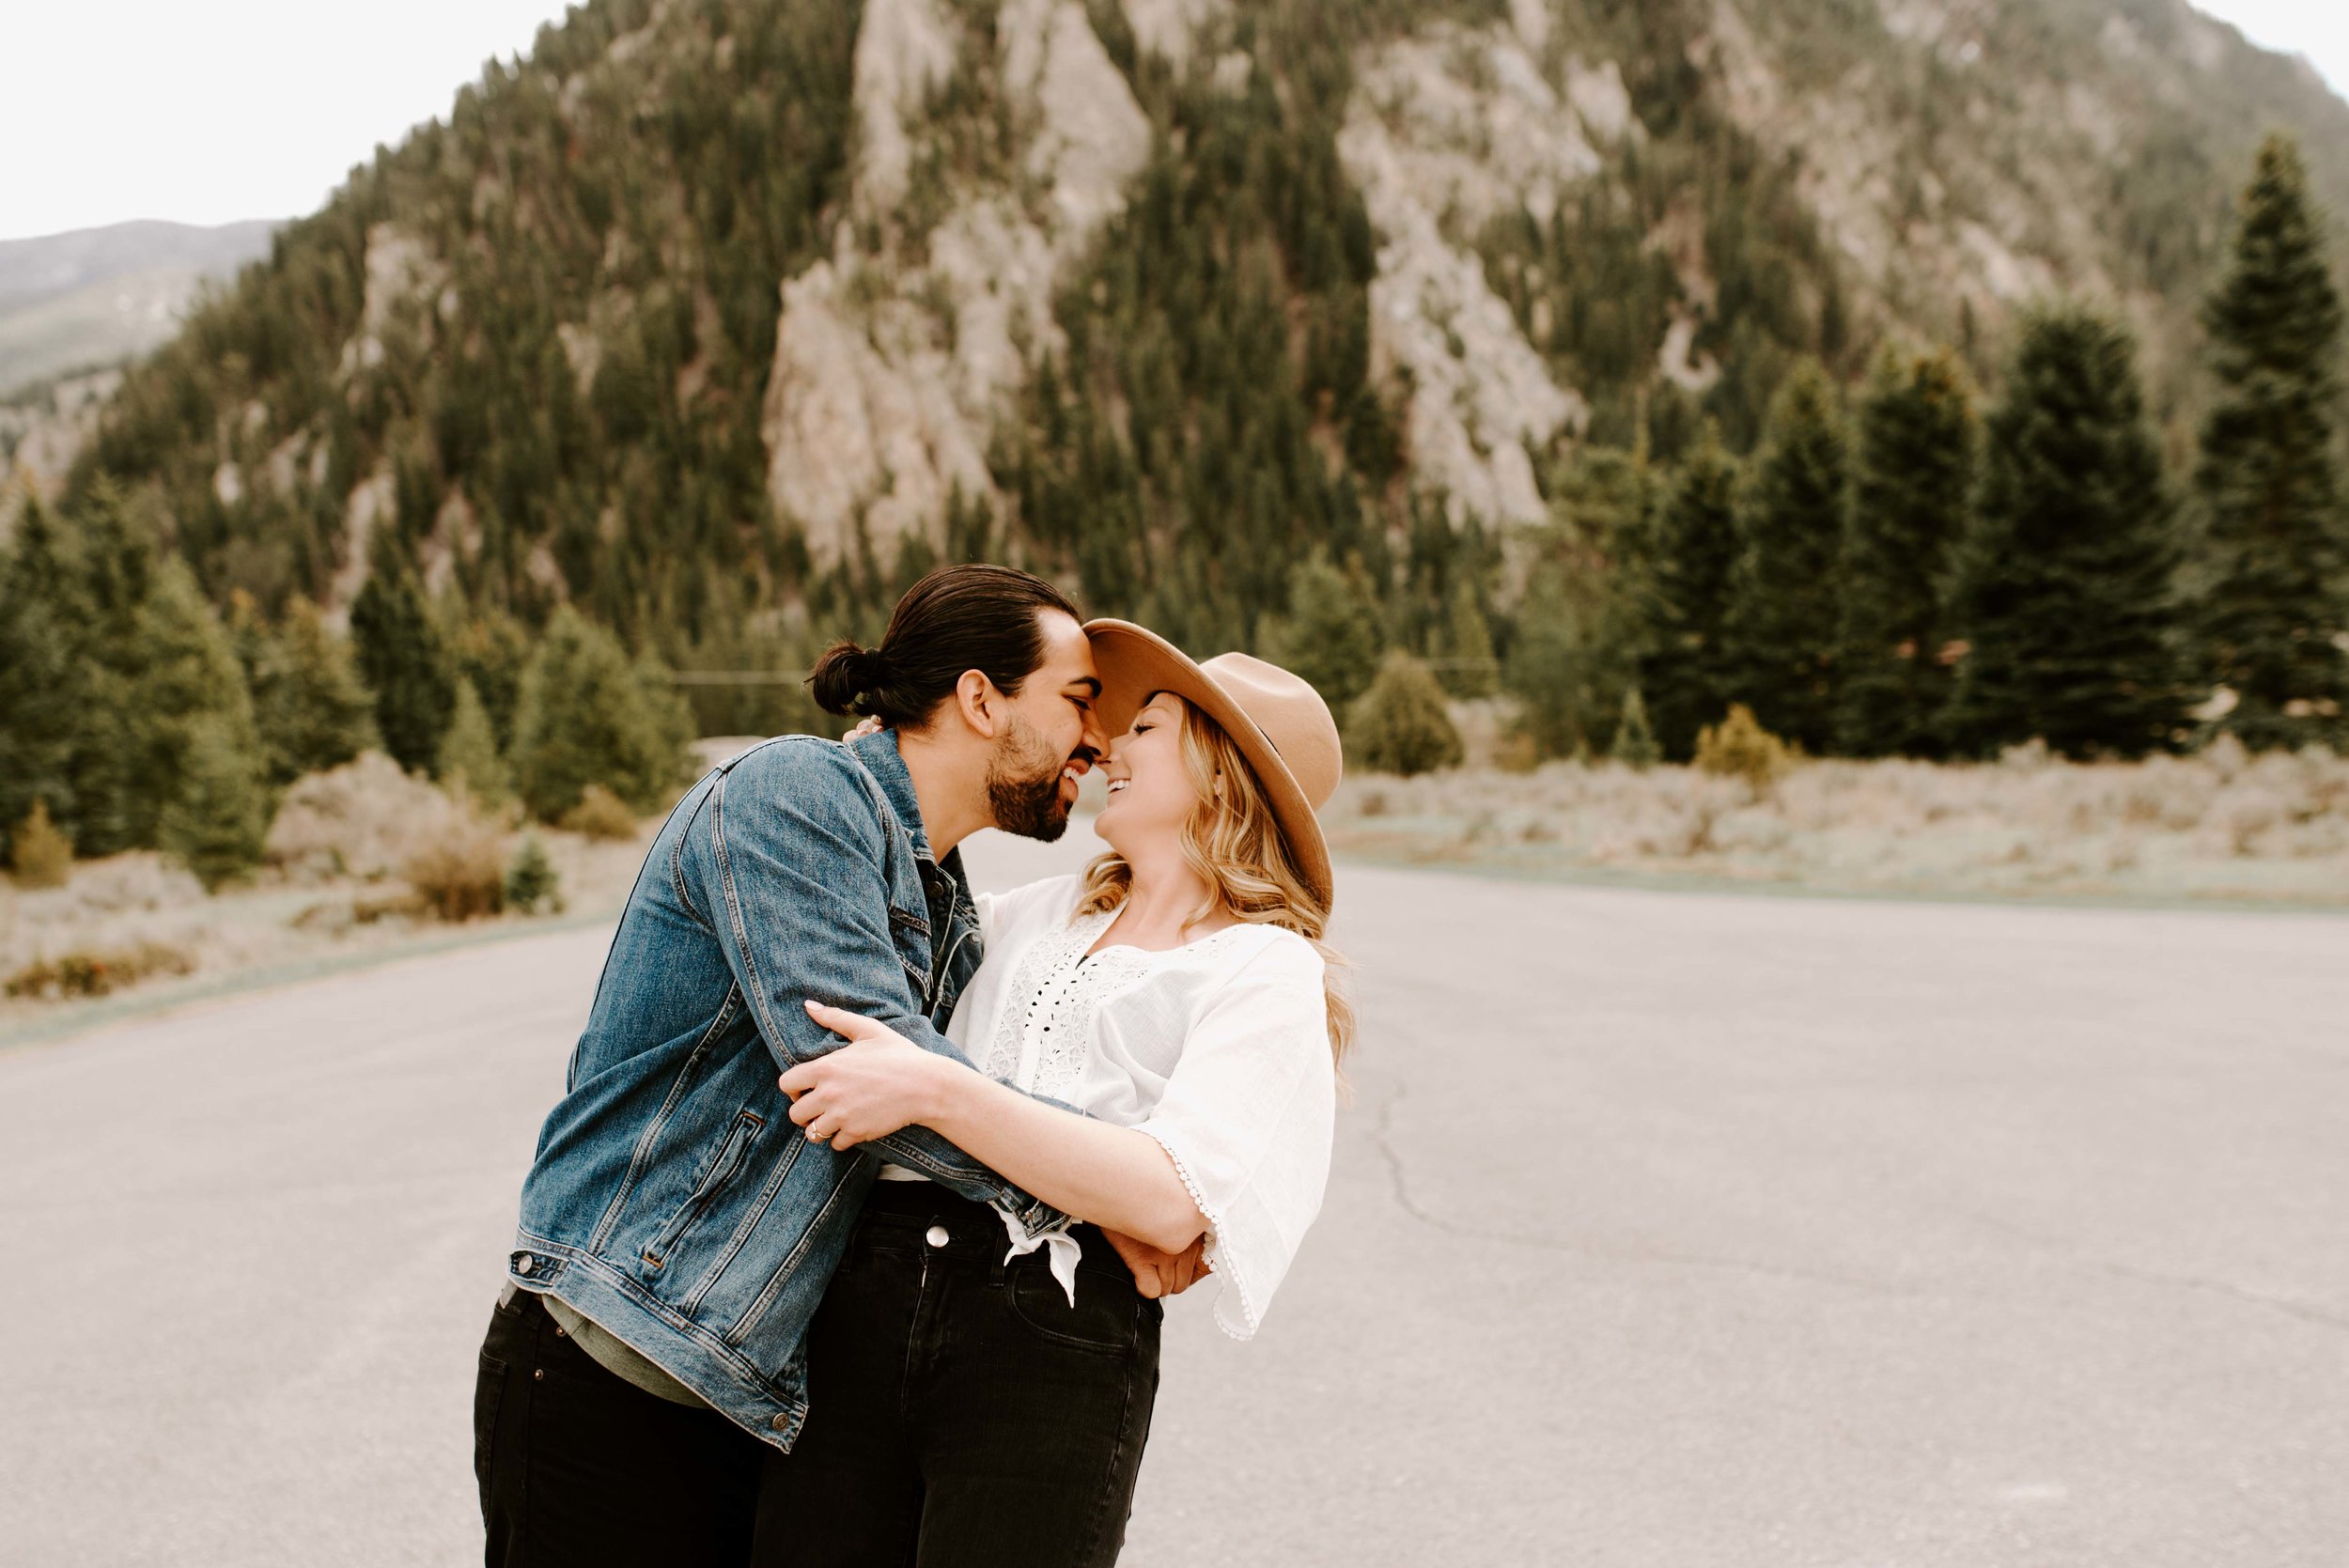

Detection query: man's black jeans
xmin=753 ymin=1182 xmax=1163 ymax=1567
xmin=477 ymin=1185 xmax=1161 ymax=1568
xmin=475 ymin=1286 xmax=766 ymax=1566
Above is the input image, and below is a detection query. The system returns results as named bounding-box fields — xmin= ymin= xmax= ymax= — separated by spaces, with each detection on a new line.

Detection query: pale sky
xmin=2 ymin=1 xmax=2345 ymax=242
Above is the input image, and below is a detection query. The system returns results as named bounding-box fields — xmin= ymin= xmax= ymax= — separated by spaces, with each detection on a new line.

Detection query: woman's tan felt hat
xmin=1082 ymin=619 xmax=1343 ymax=910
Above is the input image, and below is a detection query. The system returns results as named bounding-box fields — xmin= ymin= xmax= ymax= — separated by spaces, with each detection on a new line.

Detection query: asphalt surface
xmin=3 ymin=826 xmax=2344 ymax=1566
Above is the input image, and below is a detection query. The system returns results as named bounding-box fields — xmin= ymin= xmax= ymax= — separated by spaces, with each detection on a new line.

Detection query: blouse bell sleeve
xmin=1132 ymin=933 xmax=1338 ymax=1339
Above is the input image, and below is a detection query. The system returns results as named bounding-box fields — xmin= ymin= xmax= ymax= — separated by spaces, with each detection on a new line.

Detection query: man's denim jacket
xmin=507 ymin=730 xmax=1063 ymax=1451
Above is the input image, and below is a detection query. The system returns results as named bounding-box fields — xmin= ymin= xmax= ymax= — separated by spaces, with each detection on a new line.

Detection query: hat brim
xmin=1082 ymin=619 xmax=1335 ymax=912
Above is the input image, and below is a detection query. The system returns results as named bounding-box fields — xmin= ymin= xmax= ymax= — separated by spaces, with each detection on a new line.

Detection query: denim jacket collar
xmin=848 ymin=728 xmax=927 ymax=857
xmin=848 ymin=726 xmax=973 ymax=913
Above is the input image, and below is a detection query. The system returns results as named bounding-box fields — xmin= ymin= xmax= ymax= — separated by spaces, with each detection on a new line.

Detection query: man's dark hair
xmin=808 ymin=564 xmax=1082 ymax=727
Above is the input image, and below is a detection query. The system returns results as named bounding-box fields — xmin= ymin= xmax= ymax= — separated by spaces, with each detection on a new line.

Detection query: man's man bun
xmin=809 ymin=640 xmax=888 ymax=717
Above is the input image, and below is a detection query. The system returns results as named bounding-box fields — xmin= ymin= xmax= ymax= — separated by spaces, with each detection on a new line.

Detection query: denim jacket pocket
xmin=641 ymin=1110 xmax=766 ymax=1270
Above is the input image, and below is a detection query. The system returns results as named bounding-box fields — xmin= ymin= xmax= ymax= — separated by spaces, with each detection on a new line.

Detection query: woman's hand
xmin=1097 ymin=1228 xmax=1213 ymax=1299
xmin=780 ymin=1001 xmax=954 ymax=1150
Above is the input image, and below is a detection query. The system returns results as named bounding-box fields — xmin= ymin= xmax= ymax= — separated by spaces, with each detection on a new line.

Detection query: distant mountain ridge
xmin=0 ymin=219 xmax=279 ymax=396
xmin=29 ymin=0 xmax=2349 ymax=670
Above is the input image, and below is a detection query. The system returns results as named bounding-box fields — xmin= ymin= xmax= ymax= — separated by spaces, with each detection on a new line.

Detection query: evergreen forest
xmin=5 ymin=0 xmax=2349 ymax=883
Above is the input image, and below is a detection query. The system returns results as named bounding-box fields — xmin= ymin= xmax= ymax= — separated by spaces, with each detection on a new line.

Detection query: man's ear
xmin=949 ymin=669 xmax=1002 ymax=738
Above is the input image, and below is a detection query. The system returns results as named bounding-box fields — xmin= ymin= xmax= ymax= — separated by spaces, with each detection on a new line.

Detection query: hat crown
xmin=1195 ymin=652 xmax=1344 ymax=810
xmin=1082 ymin=618 xmax=1342 ymax=909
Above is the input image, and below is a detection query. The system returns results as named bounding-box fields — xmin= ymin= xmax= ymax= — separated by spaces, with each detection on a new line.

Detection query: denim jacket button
xmin=770 ymin=1413 xmax=792 ymax=1433
xmin=514 ymin=1253 xmax=536 ymax=1276
xmin=926 ymin=1225 xmax=950 ymax=1249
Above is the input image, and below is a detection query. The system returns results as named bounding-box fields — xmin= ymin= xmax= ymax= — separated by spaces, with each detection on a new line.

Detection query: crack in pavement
xmin=1364 ymin=1079 xmax=2349 ymax=1333
xmin=1361 ymin=1078 xmax=1942 ymax=1301
xmin=1953 ymin=1206 xmax=2349 ymax=1335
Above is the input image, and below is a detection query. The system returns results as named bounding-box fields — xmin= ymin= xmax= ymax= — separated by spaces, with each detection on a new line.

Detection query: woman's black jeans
xmin=753 ymin=1182 xmax=1164 ymax=1568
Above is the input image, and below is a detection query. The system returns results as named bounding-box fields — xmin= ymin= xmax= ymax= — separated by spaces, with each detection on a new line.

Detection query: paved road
xmin=3 ymin=828 xmax=2344 ymax=1566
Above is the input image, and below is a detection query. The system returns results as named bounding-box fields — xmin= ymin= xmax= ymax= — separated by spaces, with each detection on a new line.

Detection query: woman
xmin=754 ymin=623 xmax=1350 ymax=1567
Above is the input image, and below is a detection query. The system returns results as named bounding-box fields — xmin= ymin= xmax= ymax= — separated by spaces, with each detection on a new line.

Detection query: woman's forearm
xmin=920 ymin=1063 xmax=1206 ymax=1252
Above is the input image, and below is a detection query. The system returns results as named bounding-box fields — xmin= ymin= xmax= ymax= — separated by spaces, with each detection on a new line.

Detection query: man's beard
xmin=988 ymin=716 xmax=1075 ymax=843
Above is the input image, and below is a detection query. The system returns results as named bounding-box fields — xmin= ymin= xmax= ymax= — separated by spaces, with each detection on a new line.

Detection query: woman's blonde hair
xmin=1077 ymin=695 xmax=1355 ymax=1064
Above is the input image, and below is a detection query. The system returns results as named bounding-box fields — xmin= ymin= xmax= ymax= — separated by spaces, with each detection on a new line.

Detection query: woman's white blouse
xmin=941 ymin=872 xmax=1336 ymax=1340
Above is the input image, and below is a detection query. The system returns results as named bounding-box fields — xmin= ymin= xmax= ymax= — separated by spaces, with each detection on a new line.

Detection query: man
xmin=475 ymin=565 xmax=1202 ymax=1564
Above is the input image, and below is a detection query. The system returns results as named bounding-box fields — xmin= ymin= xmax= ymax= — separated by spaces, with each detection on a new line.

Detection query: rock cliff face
xmin=1337 ymin=19 xmax=1610 ymax=524
xmin=761 ymin=0 xmax=1160 ymax=566
xmin=758 ymin=0 xmax=1653 ymax=553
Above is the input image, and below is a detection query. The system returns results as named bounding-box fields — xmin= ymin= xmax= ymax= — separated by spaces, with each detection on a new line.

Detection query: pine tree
xmin=446 ymin=606 xmax=534 ymax=750
xmin=504 ymin=835 xmax=563 ymax=914
xmin=0 ymin=498 xmax=88 ymax=857
xmin=439 ymin=676 xmax=514 ymax=809
xmin=55 ymin=487 xmax=157 ymax=858
xmin=1347 ymin=652 xmax=1463 ymax=776
xmin=510 ymin=608 xmax=693 ymax=822
xmin=160 ymin=714 xmax=271 ymax=892
xmin=253 ymin=598 xmax=380 ymax=787
xmin=1946 ymin=305 xmax=2192 ymax=759
xmin=2191 ymin=134 xmax=2349 ymax=750
xmin=1261 ymin=553 xmax=1384 ymax=712
xmin=1503 ymin=565 xmax=1597 ymax=759
xmin=1727 ymin=360 xmax=1848 ymax=753
xmin=1435 ymin=581 xmax=1499 ymax=699
xmin=1837 ymin=346 xmax=1977 ymax=757
xmin=1610 ymin=687 xmax=1661 ymax=769
xmin=350 ymin=568 xmax=456 ymax=775
xmin=1641 ymin=426 xmax=1742 ymax=759
xmin=131 ymin=559 xmax=268 ymax=853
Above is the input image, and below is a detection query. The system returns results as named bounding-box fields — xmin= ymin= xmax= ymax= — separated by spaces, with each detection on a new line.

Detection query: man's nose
xmin=1080 ymin=710 xmax=1111 ymax=760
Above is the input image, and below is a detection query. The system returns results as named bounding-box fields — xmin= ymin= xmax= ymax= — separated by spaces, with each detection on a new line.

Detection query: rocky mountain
xmin=33 ymin=0 xmax=2349 ymax=675
xmin=0 ymin=219 xmax=279 ymax=396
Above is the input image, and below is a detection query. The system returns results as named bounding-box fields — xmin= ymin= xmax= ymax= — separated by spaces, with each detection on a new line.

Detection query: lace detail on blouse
xmin=976 ymin=908 xmax=1112 ymax=1090
xmin=1137 ymin=1126 xmax=1255 ymax=1341
xmin=979 ymin=908 xmax=1253 ymax=1103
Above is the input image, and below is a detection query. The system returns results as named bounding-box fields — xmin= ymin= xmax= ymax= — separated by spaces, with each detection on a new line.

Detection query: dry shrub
xmin=6 ymin=941 xmax=194 ymax=1001
xmin=1446 ymin=698 xmax=1517 ymax=769
xmin=1491 ymin=731 xmax=1541 ymax=774
xmin=267 ymin=752 xmax=467 ymax=882
xmin=31 ymin=853 xmax=203 ymax=913
xmin=559 ymin=784 xmax=640 ymax=842
xmin=2215 ymin=786 xmax=2288 ymax=857
xmin=1694 ymin=706 xmax=1797 ymax=795
xmin=1313 ymin=729 xmax=2349 ymax=900
xmin=9 ymin=802 xmax=72 ymax=889
xmin=2201 ymin=732 xmax=2250 ymax=783
xmin=353 ymin=891 xmax=430 ymax=924
xmin=401 ymin=816 xmax=510 ymax=923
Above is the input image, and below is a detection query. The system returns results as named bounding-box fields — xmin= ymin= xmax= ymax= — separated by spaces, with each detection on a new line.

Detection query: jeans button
xmin=926 ymin=1225 xmax=950 ymax=1249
